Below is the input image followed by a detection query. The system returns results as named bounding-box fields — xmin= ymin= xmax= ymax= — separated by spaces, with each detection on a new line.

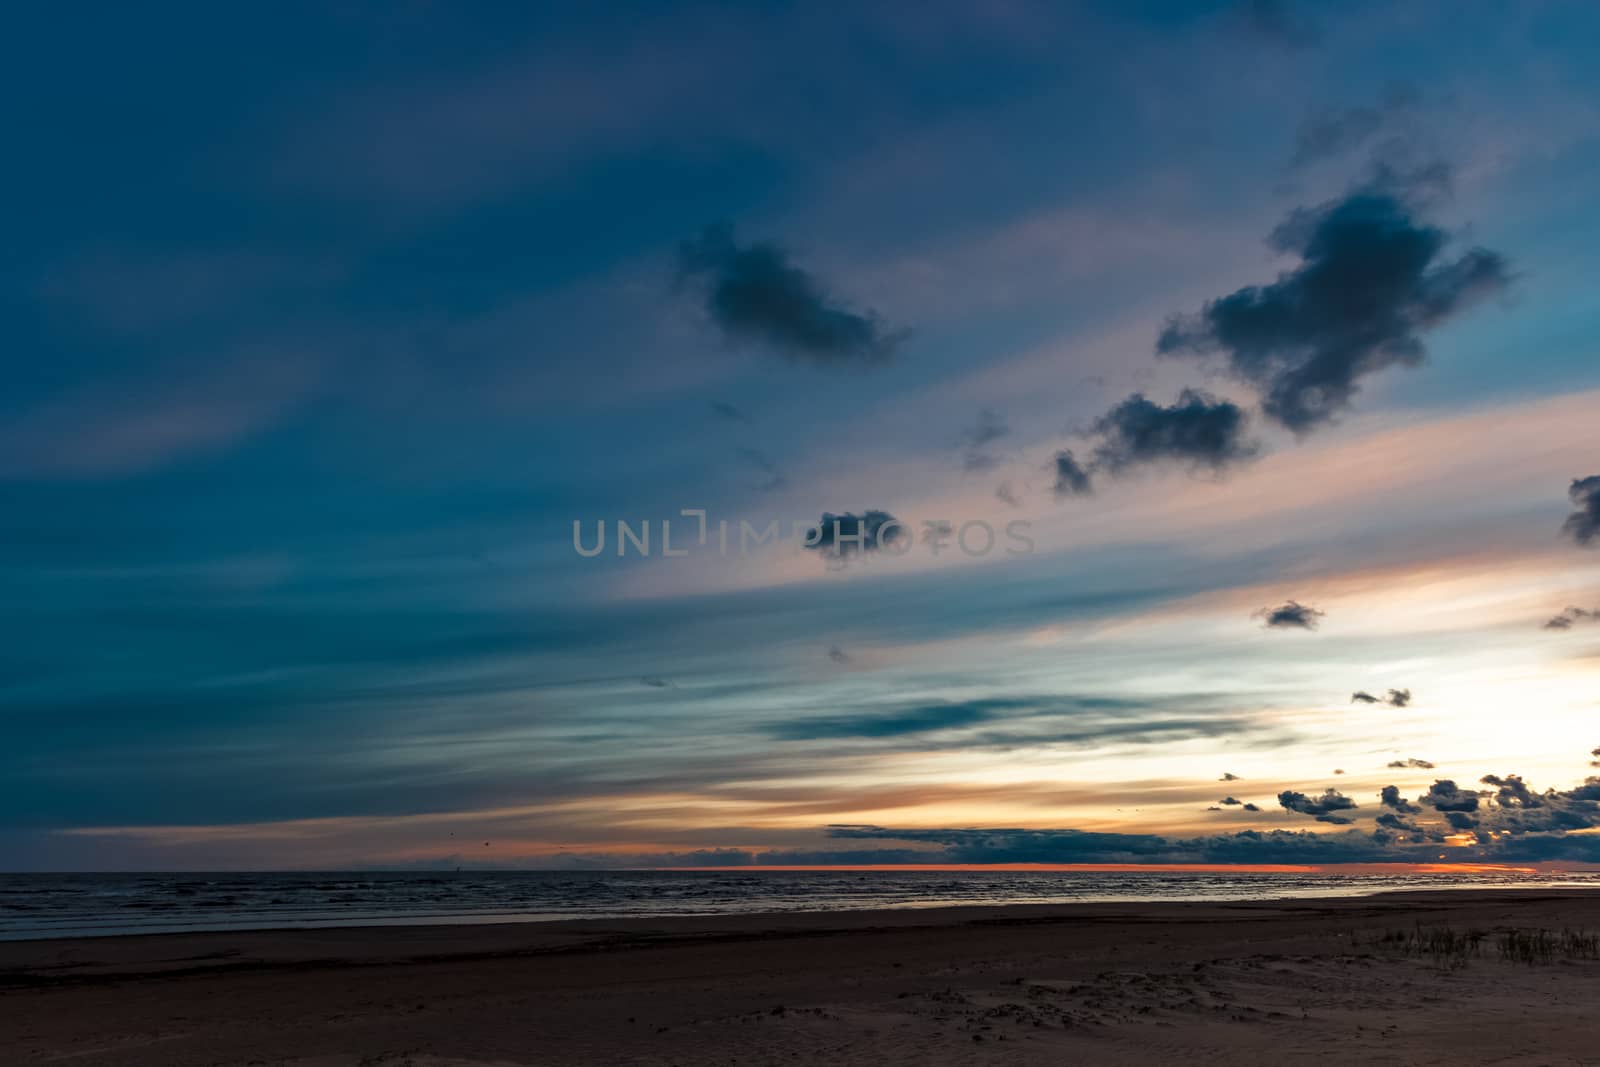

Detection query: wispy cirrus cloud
xmin=960 ymin=408 xmax=1010 ymax=472
xmin=764 ymin=691 xmax=1285 ymax=756
xmin=1354 ymin=688 xmax=1412 ymax=707
xmin=274 ymin=18 xmax=752 ymax=208
xmin=0 ymin=354 xmax=321 ymax=479
xmin=1233 ymin=0 xmax=1320 ymax=49
xmin=735 ymin=447 xmax=788 ymax=493
xmin=1544 ymin=606 xmax=1598 ymax=631
xmin=1289 ymin=84 xmax=1420 ymax=168
xmin=769 ymin=699 xmax=1004 ymax=740
xmin=710 ymin=400 xmax=752 ymax=423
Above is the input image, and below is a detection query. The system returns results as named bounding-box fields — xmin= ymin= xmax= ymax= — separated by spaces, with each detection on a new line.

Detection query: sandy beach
xmin=3 ymin=889 xmax=1599 ymax=1065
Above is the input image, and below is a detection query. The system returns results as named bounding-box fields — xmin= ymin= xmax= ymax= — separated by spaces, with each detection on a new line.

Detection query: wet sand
xmin=4 ymin=889 xmax=1599 ymax=1065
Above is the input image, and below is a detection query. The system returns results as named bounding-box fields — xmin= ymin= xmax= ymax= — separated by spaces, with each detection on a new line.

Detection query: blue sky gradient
xmin=4 ymin=0 xmax=1600 ymax=869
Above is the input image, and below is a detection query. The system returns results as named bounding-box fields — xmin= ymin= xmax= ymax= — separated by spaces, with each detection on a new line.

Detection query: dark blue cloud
xmin=1051 ymin=449 xmax=1093 ymax=497
xmin=1382 ymin=790 xmax=1420 ymax=812
xmin=1372 ymin=812 xmax=1430 ymax=841
xmin=1159 ymin=190 xmax=1510 ymax=431
xmin=1255 ymin=600 xmax=1324 ymax=630
xmin=827 ymin=754 xmax=1600 ymax=865
xmin=1090 ymin=389 xmax=1258 ymax=473
xmin=1277 ymin=788 xmax=1357 ymax=824
xmin=1472 ymin=773 xmax=1600 ymax=834
xmin=1481 ymin=773 xmax=1537 ymax=807
xmin=679 ymin=224 xmax=905 ymax=364
xmin=804 ymin=510 xmax=906 ymax=560
xmin=824 ymin=825 xmax=1387 ymax=865
xmin=1420 ymin=780 xmax=1481 ymax=813
xmin=1049 ymin=390 xmax=1256 ymax=499
xmin=1563 ymin=476 xmax=1600 ymax=546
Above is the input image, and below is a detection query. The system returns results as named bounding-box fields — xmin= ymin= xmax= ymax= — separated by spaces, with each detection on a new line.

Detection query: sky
xmin=4 ymin=0 xmax=1600 ymax=871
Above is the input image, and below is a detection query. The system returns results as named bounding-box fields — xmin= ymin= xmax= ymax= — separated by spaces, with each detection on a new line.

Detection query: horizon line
xmin=7 ymin=862 xmax=1597 ymax=875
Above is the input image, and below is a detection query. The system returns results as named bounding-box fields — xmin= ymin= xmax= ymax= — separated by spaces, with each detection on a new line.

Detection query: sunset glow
xmin=4 ymin=0 xmax=1600 ymax=877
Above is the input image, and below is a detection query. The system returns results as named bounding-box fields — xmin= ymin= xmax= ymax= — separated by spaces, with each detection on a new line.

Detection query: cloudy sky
xmin=4 ymin=0 xmax=1600 ymax=871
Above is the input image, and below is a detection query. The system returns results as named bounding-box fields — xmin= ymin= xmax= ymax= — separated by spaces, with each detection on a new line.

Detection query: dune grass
xmin=1372 ymin=924 xmax=1600 ymax=967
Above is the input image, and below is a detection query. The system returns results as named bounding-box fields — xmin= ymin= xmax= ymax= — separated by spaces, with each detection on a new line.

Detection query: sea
xmin=6 ymin=868 xmax=1600 ymax=941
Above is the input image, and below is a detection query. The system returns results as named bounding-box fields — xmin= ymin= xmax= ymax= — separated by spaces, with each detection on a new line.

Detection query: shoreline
xmin=7 ymin=889 xmax=1600 ymax=1064
xmin=4 ymin=887 xmax=1595 ymax=976
xmin=7 ymin=873 xmax=1598 ymax=946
